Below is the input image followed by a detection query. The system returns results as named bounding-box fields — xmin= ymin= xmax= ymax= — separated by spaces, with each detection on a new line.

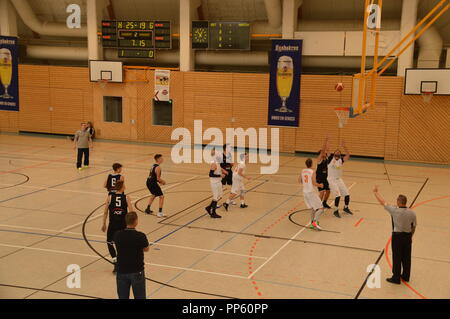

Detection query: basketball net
xmin=98 ymin=79 xmax=108 ymax=89
xmin=334 ymin=107 xmax=349 ymax=128
xmin=421 ymin=91 xmax=433 ymax=103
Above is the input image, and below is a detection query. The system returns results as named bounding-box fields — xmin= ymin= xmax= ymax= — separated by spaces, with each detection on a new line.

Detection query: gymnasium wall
xmin=0 ymin=64 xmax=448 ymax=165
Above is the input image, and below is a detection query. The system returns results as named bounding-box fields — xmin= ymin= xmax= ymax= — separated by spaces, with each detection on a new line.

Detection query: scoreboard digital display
xmin=192 ymin=21 xmax=250 ymax=50
xmin=102 ymin=20 xmax=171 ymax=58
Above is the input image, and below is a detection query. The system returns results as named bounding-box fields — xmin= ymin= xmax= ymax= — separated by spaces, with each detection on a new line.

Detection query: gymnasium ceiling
xmin=14 ymin=0 xmax=450 ymax=44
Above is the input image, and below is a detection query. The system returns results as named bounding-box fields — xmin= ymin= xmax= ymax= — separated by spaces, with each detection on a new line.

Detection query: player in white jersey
xmin=223 ymin=153 xmax=250 ymax=211
xmin=300 ymin=158 xmax=324 ymax=230
xmin=205 ymin=149 xmax=225 ymax=218
xmin=327 ymin=140 xmax=353 ymax=218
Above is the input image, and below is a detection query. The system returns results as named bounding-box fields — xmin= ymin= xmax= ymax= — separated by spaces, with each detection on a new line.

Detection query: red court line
xmin=354 ymin=218 xmax=364 ymax=227
xmin=384 ymin=194 xmax=450 ymax=299
xmin=0 ymin=157 xmax=69 ymax=175
xmin=247 ymin=201 xmax=304 ymax=298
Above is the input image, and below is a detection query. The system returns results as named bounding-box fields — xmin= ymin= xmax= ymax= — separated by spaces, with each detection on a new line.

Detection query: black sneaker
xmin=211 ymin=212 xmax=222 ymax=218
xmin=323 ymin=202 xmax=331 ymax=209
xmin=386 ymin=277 xmax=401 ymax=284
xmin=223 ymin=203 xmax=229 ymax=211
xmin=401 ymin=276 xmax=410 ymax=282
xmin=240 ymin=204 xmax=248 ymax=208
xmin=205 ymin=206 xmax=212 ymax=216
xmin=333 ymin=210 xmax=341 ymax=218
xmin=144 ymin=207 xmax=153 ymax=215
xmin=343 ymin=207 xmax=353 ymax=215
xmin=112 ymin=262 xmax=117 ymax=274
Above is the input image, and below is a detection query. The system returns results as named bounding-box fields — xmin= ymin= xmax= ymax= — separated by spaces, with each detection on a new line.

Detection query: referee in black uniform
xmin=373 ymin=185 xmax=417 ymax=284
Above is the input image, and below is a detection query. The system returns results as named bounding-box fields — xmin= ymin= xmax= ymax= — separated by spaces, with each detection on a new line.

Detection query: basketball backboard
xmin=89 ymin=60 xmax=123 ymax=83
xmin=404 ymin=68 xmax=450 ymax=95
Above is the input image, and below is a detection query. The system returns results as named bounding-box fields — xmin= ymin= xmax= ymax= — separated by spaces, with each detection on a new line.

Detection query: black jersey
xmin=316 ymin=159 xmax=328 ymax=180
xmin=108 ymin=193 xmax=128 ymax=227
xmin=148 ymin=164 xmax=159 ymax=184
xmin=220 ymin=152 xmax=232 ymax=170
xmin=106 ymin=174 xmax=121 ymax=192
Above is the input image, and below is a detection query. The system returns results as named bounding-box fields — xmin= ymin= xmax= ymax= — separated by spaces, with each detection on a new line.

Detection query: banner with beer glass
xmin=267 ymin=39 xmax=302 ymax=127
xmin=0 ymin=36 xmax=19 ymax=111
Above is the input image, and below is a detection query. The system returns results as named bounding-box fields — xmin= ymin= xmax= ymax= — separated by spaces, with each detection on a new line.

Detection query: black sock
xmin=211 ymin=201 xmax=217 ymax=213
xmin=334 ymin=196 xmax=341 ymax=208
xmin=344 ymin=195 xmax=350 ymax=206
xmin=107 ymin=242 xmax=117 ymax=259
xmin=159 ymin=208 xmax=162 ymax=213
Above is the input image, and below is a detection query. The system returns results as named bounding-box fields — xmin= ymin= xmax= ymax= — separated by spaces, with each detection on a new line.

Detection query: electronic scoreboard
xmin=192 ymin=21 xmax=250 ymax=50
xmin=101 ymin=20 xmax=171 ymax=59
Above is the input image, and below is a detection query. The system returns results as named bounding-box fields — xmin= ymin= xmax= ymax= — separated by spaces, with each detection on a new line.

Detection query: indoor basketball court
xmin=0 ymin=0 xmax=449 ymax=301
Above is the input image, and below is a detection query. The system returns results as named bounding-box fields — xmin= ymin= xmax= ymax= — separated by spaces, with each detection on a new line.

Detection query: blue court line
xmin=0 ymin=229 xmax=105 ymax=244
xmin=0 ymin=169 xmax=110 ymax=204
xmin=149 ymin=189 xmax=302 ymax=297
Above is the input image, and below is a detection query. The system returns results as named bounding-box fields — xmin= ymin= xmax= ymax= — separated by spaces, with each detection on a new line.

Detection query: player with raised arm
xmin=300 ymin=158 xmax=325 ymax=230
xmin=327 ymin=140 xmax=353 ymax=218
xmin=317 ymin=137 xmax=331 ymax=208
xmin=101 ymin=180 xmax=132 ymax=273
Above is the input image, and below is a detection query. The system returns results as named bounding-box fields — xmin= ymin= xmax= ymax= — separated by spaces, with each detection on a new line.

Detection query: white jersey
xmin=301 ymin=168 xmax=315 ymax=193
xmin=327 ymin=156 xmax=344 ymax=179
xmin=233 ymin=161 xmax=246 ymax=181
xmin=209 ymin=159 xmax=222 ymax=184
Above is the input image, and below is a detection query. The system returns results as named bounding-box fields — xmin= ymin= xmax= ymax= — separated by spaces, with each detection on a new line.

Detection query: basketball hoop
xmin=334 ymin=107 xmax=350 ymax=128
xmin=421 ymin=90 xmax=434 ymax=103
xmin=98 ymin=79 xmax=109 ymax=89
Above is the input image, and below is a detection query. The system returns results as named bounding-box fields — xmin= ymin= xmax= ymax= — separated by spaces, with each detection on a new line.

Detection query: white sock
xmin=241 ymin=200 xmax=245 ymax=205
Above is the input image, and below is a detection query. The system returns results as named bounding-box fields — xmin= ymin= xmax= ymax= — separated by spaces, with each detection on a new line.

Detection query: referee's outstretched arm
xmin=373 ymin=185 xmax=387 ymax=206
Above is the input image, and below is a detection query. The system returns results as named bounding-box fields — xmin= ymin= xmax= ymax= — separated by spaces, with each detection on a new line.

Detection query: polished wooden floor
xmin=0 ymin=134 xmax=449 ymax=299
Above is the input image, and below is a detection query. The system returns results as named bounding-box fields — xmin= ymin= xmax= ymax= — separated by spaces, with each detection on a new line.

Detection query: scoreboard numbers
xmin=191 ymin=21 xmax=251 ymax=50
xmin=101 ymin=20 xmax=171 ymax=59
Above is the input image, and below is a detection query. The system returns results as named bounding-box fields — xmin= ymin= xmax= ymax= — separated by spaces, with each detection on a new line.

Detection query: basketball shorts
xmin=327 ymin=178 xmax=349 ymax=197
xmin=210 ymin=178 xmax=223 ymax=201
xmin=107 ymin=224 xmax=126 ymax=243
xmin=221 ymin=169 xmax=233 ymax=185
xmin=316 ymin=177 xmax=330 ymax=192
xmin=303 ymin=191 xmax=323 ymax=211
xmin=146 ymin=179 xmax=163 ymax=197
xmin=231 ymin=177 xmax=245 ymax=196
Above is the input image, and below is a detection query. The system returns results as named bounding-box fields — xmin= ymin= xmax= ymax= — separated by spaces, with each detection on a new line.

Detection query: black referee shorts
xmin=146 ymin=179 xmax=163 ymax=197
xmin=221 ymin=168 xmax=233 ymax=185
xmin=317 ymin=178 xmax=330 ymax=192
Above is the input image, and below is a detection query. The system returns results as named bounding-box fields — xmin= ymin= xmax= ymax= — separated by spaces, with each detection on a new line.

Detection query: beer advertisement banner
xmin=267 ymin=39 xmax=302 ymax=127
xmin=154 ymin=69 xmax=170 ymax=101
xmin=0 ymin=36 xmax=19 ymax=111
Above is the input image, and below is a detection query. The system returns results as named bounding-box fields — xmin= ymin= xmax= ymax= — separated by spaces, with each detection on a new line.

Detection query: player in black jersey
xmin=221 ymin=144 xmax=233 ymax=186
xmin=317 ymin=137 xmax=331 ymax=208
xmin=145 ymin=154 xmax=166 ymax=217
xmin=104 ymin=163 xmax=124 ymax=195
xmin=101 ymin=180 xmax=131 ymax=273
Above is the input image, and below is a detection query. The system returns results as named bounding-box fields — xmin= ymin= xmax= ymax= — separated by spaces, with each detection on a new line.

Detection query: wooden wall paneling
xmin=397 ymin=95 xmax=450 ymax=164
xmin=50 ymin=88 xmax=84 ymax=134
xmin=17 ymin=65 xmax=51 ymax=132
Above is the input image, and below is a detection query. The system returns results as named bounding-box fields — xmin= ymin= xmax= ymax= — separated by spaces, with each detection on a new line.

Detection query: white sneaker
xmin=312 ymin=221 xmax=322 ymax=231
xmin=157 ymin=213 xmax=166 ymax=218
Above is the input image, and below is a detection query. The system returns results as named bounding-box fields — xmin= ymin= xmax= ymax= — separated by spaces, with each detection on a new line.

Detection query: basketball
xmin=335 ymin=83 xmax=344 ymax=92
